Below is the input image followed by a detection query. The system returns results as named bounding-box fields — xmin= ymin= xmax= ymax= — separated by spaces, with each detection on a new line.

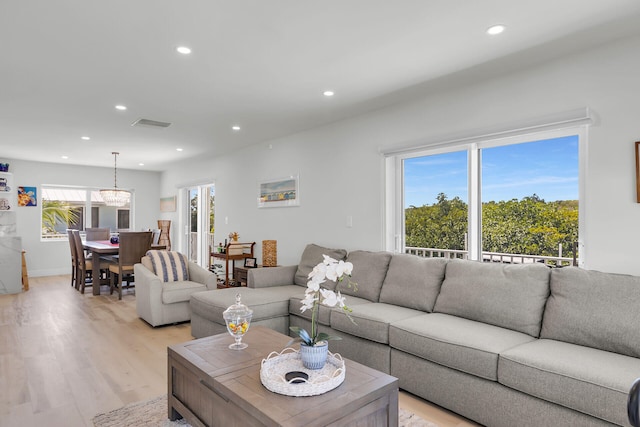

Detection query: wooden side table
xmin=211 ymin=242 xmax=256 ymax=288
xmin=233 ymin=265 xmax=260 ymax=287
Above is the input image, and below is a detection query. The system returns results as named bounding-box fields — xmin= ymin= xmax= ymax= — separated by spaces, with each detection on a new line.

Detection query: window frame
xmin=385 ymin=125 xmax=587 ymax=267
xmin=40 ymin=184 xmax=134 ymax=241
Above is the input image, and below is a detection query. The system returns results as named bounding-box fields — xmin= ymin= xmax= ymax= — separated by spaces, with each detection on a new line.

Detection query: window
xmin=41 ymin=185 xmax=132 ymax=240
xmin=386 ymin=125 xmax=585 ymax=267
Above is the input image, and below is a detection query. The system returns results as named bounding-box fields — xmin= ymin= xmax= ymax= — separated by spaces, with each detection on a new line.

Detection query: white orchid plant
xmin=289 ymin=254 xmax=357 ymax=347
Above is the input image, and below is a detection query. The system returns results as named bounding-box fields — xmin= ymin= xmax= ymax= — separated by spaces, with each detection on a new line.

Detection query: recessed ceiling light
xmin=61 ymin=155 xmax=69 ymax=159
xmin=232 ymin=125 xmax=241 ymax=131
xmin=323 ymin=90 xmax=335 ymax=97
xmin=487 ymin=25 xmax=505 ymax=35
xmin=81 ymin=136 xmax=90 ymax=141
xmin=115 ymin=105 xmax=127 ymax=111
xmin=138 ymin=163 xmax=145 ymax=166
xmin=176 ymin=148 xmax=183 ymax=152
xmin=176 ymin=46 xmax=192 ymax=54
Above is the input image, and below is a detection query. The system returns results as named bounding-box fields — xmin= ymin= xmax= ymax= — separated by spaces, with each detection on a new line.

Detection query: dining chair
xmin=85 ymin=227 xmax=110 ymax=241
xmin=67 ymin=229 xmax=77 ymax=289
xmin=151 ymin=228 xmax=161 ymax=246
xmin=109 ymin=231 xmax=153 ymax=300
xmin=72 ymin=230 xmax=111 ymax=294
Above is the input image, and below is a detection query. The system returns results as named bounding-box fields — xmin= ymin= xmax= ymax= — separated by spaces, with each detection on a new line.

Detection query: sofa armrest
xmin=188 ymin=262 xmax=218 ymax=290
xmin=134 ymin=263 xmax=165 ymax=326
xmin=248 ymin=265 xmax=297 ymax=288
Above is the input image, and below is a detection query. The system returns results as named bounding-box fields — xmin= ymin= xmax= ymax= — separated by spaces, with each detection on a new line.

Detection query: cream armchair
xmin=135 ymin=253 xmax=217 ymax=327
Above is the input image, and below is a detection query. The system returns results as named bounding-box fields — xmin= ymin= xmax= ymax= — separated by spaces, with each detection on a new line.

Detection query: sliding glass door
xmin=183 ymin=184 xmax=215 ymax=267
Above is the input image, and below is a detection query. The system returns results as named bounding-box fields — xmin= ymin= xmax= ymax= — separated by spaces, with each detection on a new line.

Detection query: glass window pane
xmin=404 ymin=150 xmax=468 ymax=254
xmin=481 ymin=135 xmax=579 ymax=265
xmin=41 ymin=188 xmax=87 ymax=239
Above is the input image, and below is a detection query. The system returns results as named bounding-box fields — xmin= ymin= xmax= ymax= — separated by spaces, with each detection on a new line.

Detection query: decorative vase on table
xmin=223 ymin=293 xmax=253 ymax=350
xmin=289 ymin=254 xmax=358 ymax=370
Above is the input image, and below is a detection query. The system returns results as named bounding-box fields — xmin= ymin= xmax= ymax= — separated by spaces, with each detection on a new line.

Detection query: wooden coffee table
xmin=168 ymin=326 xmax=399 ymax=426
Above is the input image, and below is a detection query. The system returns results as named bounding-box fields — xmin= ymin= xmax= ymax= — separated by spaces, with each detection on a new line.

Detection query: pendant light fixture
xmin=100 ymin=152 xmax=131 ymax=207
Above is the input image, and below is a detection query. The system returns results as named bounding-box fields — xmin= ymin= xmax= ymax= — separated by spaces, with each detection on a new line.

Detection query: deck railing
xmin=405 ymin=246 xmax=576 ymax=267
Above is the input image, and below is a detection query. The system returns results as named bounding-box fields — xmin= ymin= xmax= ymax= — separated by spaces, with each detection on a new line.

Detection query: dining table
xmin=82 ymin=240 xmax=119 ymax=295
xmin=82 ymin=240 xmax=166 ymax=296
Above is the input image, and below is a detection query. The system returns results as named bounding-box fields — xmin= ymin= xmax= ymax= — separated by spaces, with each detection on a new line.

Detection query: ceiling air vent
xmin=131 ymin=118 xmax=172 ymax=128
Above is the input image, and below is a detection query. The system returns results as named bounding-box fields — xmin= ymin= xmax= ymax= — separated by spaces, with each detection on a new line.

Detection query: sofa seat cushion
xmin=190 ymin=286 xmax=301 ymax=324
xmin=434 ymin=260 xmax=550 ymax=337
xmin=162 ymin=280 xmax=207 ymax=304
xmin=379 ymin=254 xmax=447 ymax=312
xmin=389 ymin=313 xmax=535 ymax=381
xmin=499 ymin=339 xmax=640 ymax=426
xmin=331 ymin=303 xmax=423 ymax=344
xmin=289 ymin=294 xmax=371 ymax=326
xmin=541 ymin=267 xmax=640 ymax=358
xmin=294 ymin=244 xmax=347 ymax=288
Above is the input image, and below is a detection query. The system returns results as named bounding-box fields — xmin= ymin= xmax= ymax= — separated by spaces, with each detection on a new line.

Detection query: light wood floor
xmin=0 ymin=275 xmax=480 ymax=427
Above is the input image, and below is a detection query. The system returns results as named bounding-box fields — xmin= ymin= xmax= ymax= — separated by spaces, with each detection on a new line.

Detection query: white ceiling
xmin=3 ymin=0 xmax=640 ymax=172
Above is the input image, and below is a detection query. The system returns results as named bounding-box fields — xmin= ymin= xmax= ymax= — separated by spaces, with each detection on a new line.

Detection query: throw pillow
xmin=146 ymin=250 xmax=189 ymax=283
xmin=294 ymin=243 xmax=347 ymax=288
xmin=379 ymin=254 xmax=447 ymax=312
xmin=433 ymin=260 xmax=550 ymax=337
xmin=339 ymin=250 xmax=392 ymax=302
xmin=541 ymin=267 xmax=640 ymax=358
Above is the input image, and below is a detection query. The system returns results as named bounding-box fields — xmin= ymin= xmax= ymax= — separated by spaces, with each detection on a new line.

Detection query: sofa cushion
xmin=389 ymin=313 xmax=535 ymax=381
xmin=541 ymin=267 xmax=640 ymax=358
xmin=294 ymin=244 xmax=347 ymax=288
xmin=379 ymin=254 xmax=447 ymax=312
xmin=146 ymin=250 xmax=189 ymax=282
xmin=289 ymin=294 xmax=371 ymax=326
xmin=339 ymin=250 xmax=392 ymax=302
xmin=330 ymin=303 xmax=423 ymax=344
xmin=190 ymin=286 xmax=302 ymax=324
xmin=499 ymin=339 xmax=640 ymax=426
xmin=433 ymin=260 xmax=550 ymax=337
xmin=162 ymin=280 xmax=207 ymax=304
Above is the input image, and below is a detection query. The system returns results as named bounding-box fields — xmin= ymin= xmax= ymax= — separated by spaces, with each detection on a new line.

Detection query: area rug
xmin=92 ymin=394 xmax=439 ymax=427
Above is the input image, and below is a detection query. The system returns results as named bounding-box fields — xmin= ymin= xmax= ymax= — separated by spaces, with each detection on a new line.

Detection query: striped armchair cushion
xmin=146 ymin=250 xmax=189 ymax=282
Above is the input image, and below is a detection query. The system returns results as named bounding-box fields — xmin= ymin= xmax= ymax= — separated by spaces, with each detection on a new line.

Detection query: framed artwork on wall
xmin=18 ymin=186 xmax=37 ymax=207
xmin=160 ymin=196 xmax=177 ymax=212
xmin=257 ymin=175 xmax=299 ymax=208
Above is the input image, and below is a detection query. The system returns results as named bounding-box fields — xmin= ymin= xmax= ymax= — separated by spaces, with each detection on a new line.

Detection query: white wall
xmin=6 ymin=159 xmax=161 ymax=276
xmin=162 ymin=33 xmax=640 ymax=275
xmin=8 ymin=33 xmax=640 ymax=277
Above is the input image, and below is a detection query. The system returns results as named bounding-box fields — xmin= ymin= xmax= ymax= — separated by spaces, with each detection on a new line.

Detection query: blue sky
xmin=404 ymin=135 xmax=578 ymax=208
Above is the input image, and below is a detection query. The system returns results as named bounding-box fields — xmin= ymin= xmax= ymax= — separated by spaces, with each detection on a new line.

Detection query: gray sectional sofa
xmin=189 ymin=243 xmax=640 ymax=427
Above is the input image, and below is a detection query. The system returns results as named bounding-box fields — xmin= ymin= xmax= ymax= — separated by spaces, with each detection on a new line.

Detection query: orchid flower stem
xmin=311 ymin=296 xmax=318 ymax=343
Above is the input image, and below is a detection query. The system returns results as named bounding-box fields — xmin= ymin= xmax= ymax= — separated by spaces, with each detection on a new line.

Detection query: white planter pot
xmin=300 ymin=342 xmax=328 ymax=370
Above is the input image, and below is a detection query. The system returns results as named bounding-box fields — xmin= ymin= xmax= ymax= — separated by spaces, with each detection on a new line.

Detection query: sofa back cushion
xmin=433 ymin=260 xmax=550 ymax=337
xmin=541 ymin=267 xmax=640 ymax=358
xmin=294 ymin=244 xmax=347 ymax=288
xmin=338 ymin=250 xmax=392 ymax=302
xmin=146 ymin=250 xmax=189 ymax=282
xmin=379 ymin=254 xmax=447 ymax=312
